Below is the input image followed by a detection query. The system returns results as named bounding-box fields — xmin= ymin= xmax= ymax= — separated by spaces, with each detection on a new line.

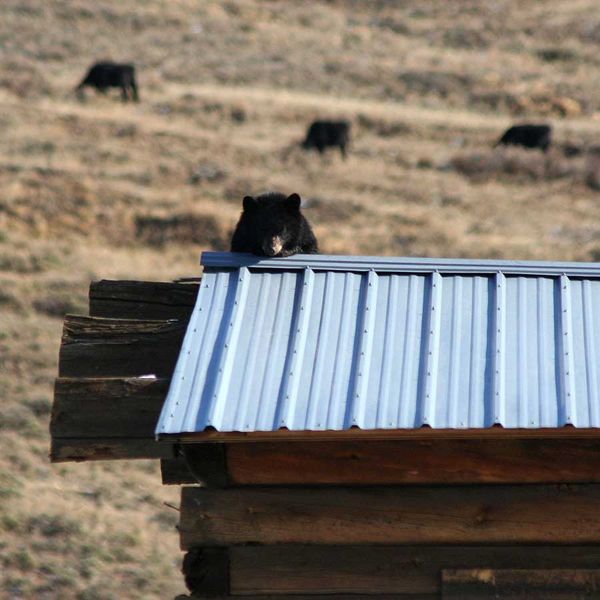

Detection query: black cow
xmin=302 ymin=120 xmax=350 ymax=159
xmin=495 ymin=124 xmax=552 ymax=152
xmin=76 ymin=62 xmax=139 ymax=102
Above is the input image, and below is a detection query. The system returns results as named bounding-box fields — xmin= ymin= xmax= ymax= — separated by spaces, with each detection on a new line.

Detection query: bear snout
xmin=262 ymin=236 xmax=284 ymax=256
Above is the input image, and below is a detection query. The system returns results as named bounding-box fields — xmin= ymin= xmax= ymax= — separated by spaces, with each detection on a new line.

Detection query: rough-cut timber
xmin=51 ymin=377 xmax=170 ymax=437
xmin=227 ymin=546 xmax=600 ymax=596
xmin=51 ymin=281 xmax=194 ymax=463
xmin=59 ymin=315 xmax=186 ymax=378
xmin=161 ymin=446 xmax=228 ymax=486
xmin=182 ymin=548 xmax=229 ymax=597
xmin=180 ymin=484 xmax=600 ymax=548
xmin=208 ymin=439 xmax=600 ymax=485
xmin=442 ymin=568 xmax=600 ymax=599
xmin=89 ymin=280 xmax=198 ymax=320
xmin=50 ymin=377 xmax=173 ymax=462
xmin=162 ymin=457 xmax=194 ymax=485
xmin=181 ymin=445 xmax=228 ymax=487
xmin=49 ymin=275 xmax=600 ymax=598
xmin=51 ymin=437 xmax=174 ymax=462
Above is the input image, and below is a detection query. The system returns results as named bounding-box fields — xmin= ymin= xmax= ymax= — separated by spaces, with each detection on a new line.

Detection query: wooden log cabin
xmin=51 ymin=252 xmax=600 ymax=599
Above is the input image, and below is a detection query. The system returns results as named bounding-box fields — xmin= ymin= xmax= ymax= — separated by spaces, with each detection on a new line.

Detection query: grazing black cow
xmin=302 ymin=120 xmax=350 ymax=159
xmin=76 ymin=62 xmax=139 ymax=102
xmin=495 ymin=124 xmax=552 ymax=152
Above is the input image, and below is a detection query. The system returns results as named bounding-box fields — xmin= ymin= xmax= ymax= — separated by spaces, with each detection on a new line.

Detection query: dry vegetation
xmin=2 ymin=0 xmax=600 ymax=597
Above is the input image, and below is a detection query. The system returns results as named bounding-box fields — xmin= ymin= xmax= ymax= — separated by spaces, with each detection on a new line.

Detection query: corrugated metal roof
xmin=156 ymin=252 xmax=600 ymax=436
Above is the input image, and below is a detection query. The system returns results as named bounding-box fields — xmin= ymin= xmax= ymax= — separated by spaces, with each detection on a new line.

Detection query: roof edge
xmin=157 ymin=426 xmax=600 ymax=443
xmin=201 ymin=252 xmax=600 ymax=277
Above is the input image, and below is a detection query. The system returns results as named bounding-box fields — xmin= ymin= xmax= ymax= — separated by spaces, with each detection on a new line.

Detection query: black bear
xmin=230 ymin=192 xmax=318 ymax=257
xmin=302 ymin=120 xmax=350 ymax=159
xmin=76 ymin=61 xmax=139 ymax=102
xmin=495 ymin=124 xmax=552 ymax=152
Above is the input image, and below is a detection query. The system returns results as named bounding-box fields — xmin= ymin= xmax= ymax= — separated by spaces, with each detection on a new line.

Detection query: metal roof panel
xmin=156 ymin=253 xmax=600 ymax=436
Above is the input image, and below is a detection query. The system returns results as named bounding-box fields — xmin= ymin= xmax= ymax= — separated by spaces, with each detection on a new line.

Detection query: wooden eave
xmin=164 ymin=425 xmax=600 ymax=443
xmin=50 ymin=278 xmax=600 ymax=488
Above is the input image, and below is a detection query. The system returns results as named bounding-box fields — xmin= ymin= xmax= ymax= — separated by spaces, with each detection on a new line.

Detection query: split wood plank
xmin=165 ymin=438 xmax=600 ymax=486
xmin=180 ymin=484 xmax=600 ymax=548
xmin=89 ymin=279 xmax=198 ymax=321
xmin=51 ymin=377 xmax=170 ymax=437
xmin=51 ymin=437 xmax=174 ymax=462
xmin=50 ymin=377 xmax=173 ymax=462
xmin=225 ymin=439 xmax=600 ymax=485
xmin=442 ymin=568 xmax=600 ymax=599
xmin=58 ymin=315 xmax=186 ymax=378
xmin=228 ymin=546 xmax=600 ymax=596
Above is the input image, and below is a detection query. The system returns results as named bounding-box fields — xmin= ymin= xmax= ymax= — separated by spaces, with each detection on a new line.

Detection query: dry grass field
xmin=2 ymin=0 xmax=600 ymax=597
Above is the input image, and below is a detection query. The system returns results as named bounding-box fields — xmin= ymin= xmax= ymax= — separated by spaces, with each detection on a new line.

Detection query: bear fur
xmin=230 ymin=192 xmax=318 ymax=257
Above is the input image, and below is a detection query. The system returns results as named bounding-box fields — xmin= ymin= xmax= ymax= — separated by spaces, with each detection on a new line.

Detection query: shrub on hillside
xmin=0 ymin=57 xmax=52 ymax=98
xmin=303 ymin=197 xmax=365 ymax=223
xmin=584 ymin=154 xmax=600 ymax=191
xmin=397 ymin=70 xmax=472 ymax=99
xmin=449 ymin=147 xmax=574 ymax=182
xmin=134 ymin=212 xmax=227 ymax=248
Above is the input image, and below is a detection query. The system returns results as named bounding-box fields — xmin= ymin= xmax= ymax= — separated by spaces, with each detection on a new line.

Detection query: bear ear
xmin=285 ymin=193 xmax=301 ymax=211
xmin=243 ymin=195 xmax=257 ymax=212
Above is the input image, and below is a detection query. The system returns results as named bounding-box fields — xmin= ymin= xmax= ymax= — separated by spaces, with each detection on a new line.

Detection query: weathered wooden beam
xmin=226 ymin=438 xmax=600 ymax=485
xmin=181 ymin=546 xmax=600 ymax=597
xmin=51 ymin=377 xmax=170 ymax=437
xmin=182 ymin=545 xmax=600 ymax=600
xmin=163 ymin=438 xmax=600 ymax=486
xmin=58 ymin=315 xmax=186 ymax=378
xmin=51 ymin=281 xmax=196 ymax=463
xmin=179 ymin=484 xmax=600 ymax=548
xmin=182 ymin=548 xmax=229 ymax=597
xmin=50 ymin=377 xmax=173 ymax=462
xmin=162 ymin=458 xmax=194 ymax=485
xmin=442 ymin=568 xmax=600 ymax=599
xmin=51 ymin=437 xmax=174 ymax=462
xmin=161 ymin=446 xmax=228 ymax=486
xmin=89 ymin=279 xmax=199 ymax=321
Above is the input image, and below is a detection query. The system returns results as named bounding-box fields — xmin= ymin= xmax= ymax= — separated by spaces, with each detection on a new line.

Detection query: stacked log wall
xmin=50 ymin=279 xmax=600 ymax=599
xmin=50 ymin=280 xmax=198 ymax=463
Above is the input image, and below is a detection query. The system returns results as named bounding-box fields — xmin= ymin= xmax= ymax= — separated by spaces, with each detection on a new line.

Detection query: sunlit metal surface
xmin=156 ymin=252 xmax=600 ymax=435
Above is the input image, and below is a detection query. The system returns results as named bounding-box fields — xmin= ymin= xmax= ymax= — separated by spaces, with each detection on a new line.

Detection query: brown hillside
xmin=2 ymin=1 xmax=600 ymax=598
